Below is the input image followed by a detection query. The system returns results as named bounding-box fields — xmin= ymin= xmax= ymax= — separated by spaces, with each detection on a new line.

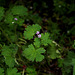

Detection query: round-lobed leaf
xmin=24 ymin=24 xmax=41 ymax=40
xmin=23 ymin=44 xmax=45 ymax=62
xmin=11 ymin=5 xmax=28 ymax=16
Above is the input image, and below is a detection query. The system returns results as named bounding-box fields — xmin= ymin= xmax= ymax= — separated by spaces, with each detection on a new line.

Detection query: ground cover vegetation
xmin=0 ymin=0 xmax=75 ymax=75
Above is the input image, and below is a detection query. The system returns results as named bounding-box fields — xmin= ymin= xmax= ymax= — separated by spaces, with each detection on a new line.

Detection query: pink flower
xmin=14 ymin=18 xmax=18 ymax=20
xmin=38 ymin=34 xmax=41 ymax=38
xmin=36 ymin=31 xmax=40 ymax=35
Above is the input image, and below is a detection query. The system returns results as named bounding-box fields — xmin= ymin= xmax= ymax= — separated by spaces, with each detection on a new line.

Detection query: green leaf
xmin=5 ymin=56 xmax=15 ymax=67
xmin=47 ymin=44 xmax=59 ymax=59
xmin=72 ymin=59 xmax=75 ymax=75
xmin=58 ymin=59 xmax=64 ymax=67
xmin=0 ymin=68 xmax=4 ymax=75
xmin=10 ymin=35 xmax=16 ymax=42
xmin=34 ymin=38 xmax=41 ymax=48
xmin=72 ymin=59 xmax=75 ymax=65
xmin=62 ymin=51 xmax=75 ymax=74
xmin=36 ymin=48 xmax=45 ymax=62
xmin=30 ymin=14 xmax=42 ymax=24
xmin=72 ymin=40 xmax=75 ymax=49
xmin=5 ymin=13 xmax=14 ymax=24
xmin=7 ymin=68 xmax=21 ymax=75
xmin=11 ymin=5 xmax=28 ymax=16
xmin=17 ymin=18 xmax=24 ymax=26
xmin=24 ymin=24 xmax=41 ymax=40
xmin=41 ymin=32 xmax=51 ymax=46
xmin=23 ymin=44 xmax=45 ymax=62
xmin=0 ymin=7 xmax=4 ymax=21
xmin=73 ymin=66 xmax=75 ymax=75
xmin=1 ymin=44 xmax=18 ymax=67
xmin=26 ymin=67 xmax=37 ymax=75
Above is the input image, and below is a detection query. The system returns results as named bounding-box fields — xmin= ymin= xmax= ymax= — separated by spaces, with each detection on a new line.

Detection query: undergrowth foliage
xmin=0 ymin=0 xmax=75 ymax=75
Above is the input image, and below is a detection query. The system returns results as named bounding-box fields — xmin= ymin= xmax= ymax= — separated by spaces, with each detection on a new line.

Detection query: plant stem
xmin=22 ymin=69 xmax=25 ymax=75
